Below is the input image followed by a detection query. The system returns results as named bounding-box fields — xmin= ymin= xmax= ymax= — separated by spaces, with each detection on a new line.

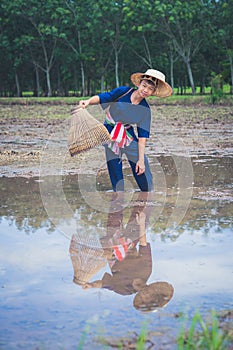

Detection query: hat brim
xmin=133 ymin=281 xmax=174 ymax=312
xmin=130 ymin=73 xmax=173 ymax=98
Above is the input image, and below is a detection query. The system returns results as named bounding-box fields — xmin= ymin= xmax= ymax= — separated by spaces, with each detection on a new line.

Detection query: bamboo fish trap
xmin=68 ymin=107 xmax=111 ymax=156
xmin=69 ymin=236 xmax=107 ymax=285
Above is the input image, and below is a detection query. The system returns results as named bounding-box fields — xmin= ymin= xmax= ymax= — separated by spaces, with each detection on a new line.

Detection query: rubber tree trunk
xmin=185 ymin=59 xmax=195 ymax=95
xmin=15 ymin=72 xmax=21 ymax=97
xmin=115 ymin=48 xmax=119 ymax=87
xmin=46 ymin=69 xmax=52 ymax=97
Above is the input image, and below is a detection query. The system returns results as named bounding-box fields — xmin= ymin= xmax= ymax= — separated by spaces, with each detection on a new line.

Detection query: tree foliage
xmin=0 ymin=0 xmax=232 ymax=96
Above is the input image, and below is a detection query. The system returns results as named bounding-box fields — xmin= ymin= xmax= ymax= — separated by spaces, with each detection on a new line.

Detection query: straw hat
xmin=133 ymin=281 xmax=174 ymax=312
xmin=130 ymin=69 xmax=172 ymax=98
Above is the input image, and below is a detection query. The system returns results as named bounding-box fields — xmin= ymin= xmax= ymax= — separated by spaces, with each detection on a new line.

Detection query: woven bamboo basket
xmin=69 ymin=237 xmax=107 ymax=285
xmin=68 ymin=108 xmax=111 ymax=156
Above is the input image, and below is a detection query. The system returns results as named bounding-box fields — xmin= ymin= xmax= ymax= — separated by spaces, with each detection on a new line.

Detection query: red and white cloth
xmin=105 ymin=111 xmax=133 ymax=155
xmin=112 ymin=237 xmax=132 ymax=261
xmin=108 ymin=229 xmax=135 ymax=266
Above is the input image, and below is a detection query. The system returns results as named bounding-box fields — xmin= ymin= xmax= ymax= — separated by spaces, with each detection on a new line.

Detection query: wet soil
xmin=0 ymin=100 xmax=233 ymax=178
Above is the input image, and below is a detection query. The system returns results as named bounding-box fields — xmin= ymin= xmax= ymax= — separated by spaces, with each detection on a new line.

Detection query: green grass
xmin=77 ymin=311 xmax=232 ymax=349
xmin=177 ymin=310 xmax=230 ymax=350
xmin=77 ymin=325 xmax=90 ymax=350
xmin=172 ymin=84 xmax=231 ymax=95
xmin=1 ymin=84 xmax=232 ymax=105
xmin=19 ymin=84 xmax=231 ymax=97
xmin=0 ymin=85 xmax=232 ymax=110
xmin=0 ymin=94 xmax=232 ymax=107
xmin=149 ymin=94 xmax=233 ymax=105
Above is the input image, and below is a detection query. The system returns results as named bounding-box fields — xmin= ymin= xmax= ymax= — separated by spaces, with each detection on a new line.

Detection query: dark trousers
xmin=104 ymin=140 xmax=153 ymax=192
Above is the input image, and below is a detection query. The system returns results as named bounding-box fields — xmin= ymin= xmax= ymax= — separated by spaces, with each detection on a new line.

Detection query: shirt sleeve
xmin=137 ymin=104 xmax=151 ymax=138
xmin=98 ymin=86 xmax=131 ymax=109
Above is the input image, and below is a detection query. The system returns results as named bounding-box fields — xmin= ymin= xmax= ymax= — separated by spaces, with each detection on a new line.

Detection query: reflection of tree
xmin=0 ymin=154 xmax=232 ymax=236
xmin=156 ymin=155 xmax=233 ymax=189
xmin=150 ymin=195 xmax=233 ymax=240
xmin=149 ymin=156 xmax=233 ymax=238
xmin=0 ymin=177 xmax=55 ymax=233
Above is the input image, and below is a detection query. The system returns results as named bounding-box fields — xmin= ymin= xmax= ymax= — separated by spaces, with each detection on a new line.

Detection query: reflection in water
xmin=0 ymin=156 xmax=233 ymax=349
xmin=0 ymin=177 xmax=54 ymax=233
xmin=0 ymin=156 xmax=232 ymax=238
xmin=70 ymin=192 xmax=174 ymax=312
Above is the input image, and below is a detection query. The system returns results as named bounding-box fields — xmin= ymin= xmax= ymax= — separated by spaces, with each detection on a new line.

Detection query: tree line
xmin=0 ymin=0 xmax=232 ymax=97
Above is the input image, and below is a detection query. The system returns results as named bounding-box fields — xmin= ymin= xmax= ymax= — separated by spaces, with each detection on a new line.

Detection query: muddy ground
xmin=0 ymin=99 xmax=233 ymax=178
xmin=1 ymin=98 xmax=233 ymax=347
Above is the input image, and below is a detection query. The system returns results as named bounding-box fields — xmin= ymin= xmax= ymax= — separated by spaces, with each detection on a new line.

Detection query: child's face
xmin=132 ymin=278 xmax=147 ymax=291
xmin=138 ymin=80 xmax=156 ymax=98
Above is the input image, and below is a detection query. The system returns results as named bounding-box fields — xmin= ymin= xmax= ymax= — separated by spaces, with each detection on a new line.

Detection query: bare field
xmin=0 ymin=101 xmax=232 ymax=177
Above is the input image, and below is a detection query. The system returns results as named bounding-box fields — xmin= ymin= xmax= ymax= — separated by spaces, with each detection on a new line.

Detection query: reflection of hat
xmin=133 ymin=281 xmax=174 ymax=312
xmin=130 ymin=69 xmax=172 ymax=98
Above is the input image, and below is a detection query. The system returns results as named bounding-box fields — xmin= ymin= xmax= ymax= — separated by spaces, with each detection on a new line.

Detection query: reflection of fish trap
xmin=69 ymin=236 xmax=107 ymax=285
xmin=68 ymin=108 xmax=111 ymax=156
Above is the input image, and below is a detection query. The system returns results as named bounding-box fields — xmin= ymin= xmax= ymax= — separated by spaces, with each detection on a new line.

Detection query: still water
xmin=0 ymin=155 xmax=233 ymax=349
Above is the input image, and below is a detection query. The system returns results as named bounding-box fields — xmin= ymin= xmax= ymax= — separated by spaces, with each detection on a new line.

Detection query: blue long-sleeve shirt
xmin=98 ymin=86 xmax=151 ymax=139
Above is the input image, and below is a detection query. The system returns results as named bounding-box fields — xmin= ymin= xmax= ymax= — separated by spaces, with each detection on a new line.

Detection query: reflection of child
xmin=83 ymin=243 xmax=151 ymax=296
xmin=70 ymin=192 xmax=174 ymax=312
xmin=82 ymin=212 xmax=151 ymax=296
xmin=81 ymin=227 xmax=174 ymax=312
xmin=133 ymin=281 xmax=174 ymax=312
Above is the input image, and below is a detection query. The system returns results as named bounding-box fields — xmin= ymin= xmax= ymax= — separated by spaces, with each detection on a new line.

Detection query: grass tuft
xmin=177 ymin=310 xmax=230 ymax=350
